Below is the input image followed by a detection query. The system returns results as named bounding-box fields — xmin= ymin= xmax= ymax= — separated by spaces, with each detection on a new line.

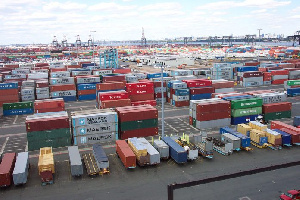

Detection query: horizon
xmin=1 ymin=0 xmax=299 ymax=45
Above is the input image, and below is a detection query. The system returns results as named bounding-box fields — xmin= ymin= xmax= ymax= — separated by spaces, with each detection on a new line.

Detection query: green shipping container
xmin=193 ymin=118 xmax=196 ymax=128
xmin=231 ymin=107 xmax=262 ymax=117
xmin=28 ymin=136 xmax=71 ymax=151
xmin=287 ymin=80 xmax=300 ymax=86
xmin=120 ymin=118 xmax=158 ymax=131
xmin=3 ymin=101 xmax=34 ymax=111
xmin=231 ymin=98 xmax=263 ymax=109
xmin=264 ymin=111 xmax=291 ymax=122
xmin=27 ymin=128 xmax=71 ymax=142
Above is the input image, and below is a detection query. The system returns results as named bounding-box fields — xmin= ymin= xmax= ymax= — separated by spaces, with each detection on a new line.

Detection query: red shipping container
xmin=131 ymin=100 xmax=157 ymax=107
xmin=120 ymin=127 xmax=158 ymax=140
xmin=116 ymin=140 xmax=136 ymax=169
xmin=211 ymin=92 xmax=241 ymax=98
xmin=270 ymin=70 xmax=288 ymax=75
xmin=271 ymin=121 xmax=300 ymax=134
xmin=138 ymin=79 xmax=151 ymax=82
xmin=35 ymin=107 xmax=65 ymax=113
xmin=34 ymin=99 xmax=64 ymax=110
xmin=4 ymin=64 xmax=19 ymax=69
xmin=66 ymin=65 xmax=80 ymax=69
xmin=40 ymin=171 xmax=53 ymax=183
xmin=262 ymin=102 xmax=292 ymax=114
xmin=26 ymin=116 xmax=70 ymax=132
xmin=190 ymin=87 xmax=214 ymax=95
xmin=116 ymin=105 xmax=158 ymax=122
xmin=271 ymin=79 xmax=287 ymax=85
xmin=0 ymin=89 xmax=18 ymax=96
xmin=196 ymin=101 xmax=231 ymax=113
xmin=50 ymin=84 xmax=76 ymax=92
xmin=98 ymin=91 xmax=129 ymax=101
xmin=153 ymin=82 xmax=166 ymax=87
xmin=36 ymin=81 xmax=49 ymax=88
xmin=258 ymin=68 xmax=267 ymax=72
xmin=244 ymin=62 xmax=260 ymax=66
xmin=77 ymin=89 xmax=96 ymax=95
xmin=243 ymin=71 xmax=263 ymax=78
xmin=245 ymin=90 xmax=274 ymax=95
xmin=100 ymin=99 xmax=131 ymax=109
xmin=0 ymin=95 xmax=19 ymax=101
xmin=196 ymin=110 xmax=231 ymax=121
xmin=155 ymin=92 xmax=167 ymax=98
xmin=182 ymin=79 xmax=212 ymax=88
xmin=126 ymin=82 xmax=154 ymax=95
xmin=112 ymin=68 xmax=131 ymax=74
xmin=96 ymin=82 xmax=125 ymax=91
xmin=212 ymin=81 xmax=235 ymax=89
xmin=50 ymin=68 xmax=66 ymax=72
xmin=174 ymin=100 xmax=190 ymax=107
xmin=0 ymin=153 xmax=16 ymax=187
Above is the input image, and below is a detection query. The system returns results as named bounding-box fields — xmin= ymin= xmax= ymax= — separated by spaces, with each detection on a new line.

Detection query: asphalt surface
xmin=0 ymin=84 xmax=299 ymax=200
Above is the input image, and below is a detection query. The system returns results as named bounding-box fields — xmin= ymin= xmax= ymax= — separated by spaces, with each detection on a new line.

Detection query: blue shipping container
xmin=0 ymin=82 xmax=18 ymax=90
xmin=219 ymin=127 xmax=250 ymax=148
xmin=231 ymin=115 xmax=259 ymax=125
xmin=273 ymin=129 xmax=292 ymax=146
xmin=174 ymin=89 xmax=190 ymax=96
xmin=53 ymin=96 xmax=77 ymax=102
xmin=222 ymin=95 xmax=253 ymax=101
xmin=78 ymin=94 xmax=96 ymax=101
xmin=3 ymin=108 xmax=34 ymax=116
xmin=81 ymin=63 xmax=95 ymax=68
xmin=190 ymin=93 xmax=211 ymax=100
xmin=236 ymin=66 xmax=258 ymax=72
xmin=259 ymin=137 xmax=268 ymax=146
xmin=147 ymin=73 xmax=169 ymax=79
xmin=287 ymin=88 xmax=300 ymax=97
xmin=162 ymin=137 xmax=187 ymax=164
xmin=294 ymin=116 xmax=300 ymax=127
xmin=77 ymin=84 xmax=96 ymax=91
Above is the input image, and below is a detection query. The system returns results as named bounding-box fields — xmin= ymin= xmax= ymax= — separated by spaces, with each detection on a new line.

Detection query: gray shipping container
xmin=36 ymin=93 xmax=50 ymax=100
xmin=73 ymin=132 xmax=117 ymax=145
xmin=73 ymin=123 xmax=118 ymax=137
xmin=22 ymin=80 xmax=35 ymax=87
xmin=68 ymin=146 xmax=83 ymax=177
xmin=93 ymin=144 xmax=109 ymax=169
xmin=196 ymin=118 xmax=231 ymax=129
xmin=272 ymin=75 xmax=288 ymax=80
xmin=173 ymin=95 xmax=189 ymax=101
xmin=13 ymin=152 xmax=29 ymax=185
xmin=139 ymin=138 xmax=160 ymax=165
xmin=71 ymin=112 xmax=118 ymax=127
xmin=254 ymin=92 xmax=287 ymax=104
xmin=214 ymin=88 xmax=234 ymax=93
xmin=51 ymin=90 xmax=77 ymax=97
xmin=289 ymin=70 xmax=300 ymax=80
xmin=221 ymin=133 xmax=241 ymax=151
xmin=153 ymin=140 xmax=169 ymax=159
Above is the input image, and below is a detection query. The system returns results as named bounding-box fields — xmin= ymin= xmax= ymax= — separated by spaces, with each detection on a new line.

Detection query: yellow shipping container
xmin=38 ymin=147 xmax=55 ymax=174
xmin=237 ymin=124 xmax=252 ymax=136
xmin=249 ymin=121 xmax=267 ymax=131
xmin=250 ymin=129 xmax=266 ymax=144
xmin=128 ymin=138 xmax=147 ymax=158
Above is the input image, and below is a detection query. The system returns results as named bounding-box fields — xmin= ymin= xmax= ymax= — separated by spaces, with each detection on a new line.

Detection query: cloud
xmin=43 ymin=1 xmax=87 ymax=12
xmin=290 ymin=15 xmax=300 ymax=18
xmin=251 ymin=9 xmax=267 ymax=13
xmin=88 ymin=2 xmax=136 ymax=12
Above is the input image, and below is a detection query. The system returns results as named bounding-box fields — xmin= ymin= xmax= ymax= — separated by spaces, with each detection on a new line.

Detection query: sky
xmin=0 ymin=0 xmax=299 ymax=45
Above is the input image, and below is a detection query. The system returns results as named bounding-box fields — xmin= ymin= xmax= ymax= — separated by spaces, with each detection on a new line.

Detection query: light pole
xmin=160 ymin=64 xmax=165 ymax=138
xmin=90 ymin=31 xmax=96 ymax=67
xmin=258 ymin=28 xmax=262 ymax=42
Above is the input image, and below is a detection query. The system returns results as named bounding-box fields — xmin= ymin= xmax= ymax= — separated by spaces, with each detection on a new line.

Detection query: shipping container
xmin=38 ymin=147 xmax=54 ymax=185
xmin=138 ymin=138 xmax=160 ymax=165
xmin=116 ymin=140 xmax=136 ymax=169
xmin=68 ymin=146 xmax=83 ymax=177
xmin=13 ymin=152 xmax=29 ymax=185
xmin=128 ymin=137 xmax=150 ymax=166
xmin=82 ymin=153 xmax=100 ymax=176
xmin=162 ymin=137 xmax=187 ymax=164
xmin=153 ymin=140 xmax=169 ymax=159
xmin=0 ymin=153 xmax=16 ymax=187
xmin=221 ymin=133 xmax=241 ymax=151
xmin=93 ymin=144 xmax=109 ymax=174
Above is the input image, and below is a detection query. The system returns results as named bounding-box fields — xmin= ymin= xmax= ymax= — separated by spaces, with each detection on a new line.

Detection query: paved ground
xmin=0 ymin=84 xmax=299 ymax=200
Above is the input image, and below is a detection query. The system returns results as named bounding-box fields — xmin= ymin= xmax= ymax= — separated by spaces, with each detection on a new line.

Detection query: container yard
xmin=0 ymin=44 xmax=299 ymax=200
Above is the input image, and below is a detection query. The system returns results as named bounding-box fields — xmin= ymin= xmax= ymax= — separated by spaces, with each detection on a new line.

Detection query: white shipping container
xmin=51 ymin=90 xmax=76 ymax=97
xmin=28 ymin=73 xmax=48 ymax=79
xmin=49 ymin=77 xmax=75 ymax=85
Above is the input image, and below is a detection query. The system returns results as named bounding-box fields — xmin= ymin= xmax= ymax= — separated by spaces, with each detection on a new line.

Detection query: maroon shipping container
xmin=131 ymin=100 xmax=157 ymax=107
xmin=116 ymin=140 xmax=136 ymax=169
xmin=116 ymin=106 xmax=158 ymax=122
xmin=196 ymin=110 xmax=231 ymax=121
xmin=98 ymin=91 xmax=129 ymax=101
xmin=35 ymin=107 xmax=65 ymax=114
xmin=270 ymin=70 xmax=288 ymax=75
xmin=182 ymin=79 xmax=212 ymax=88
xmin=262 ymin=102 xmax=292 ymax=114
xmin=174 ymin=100 xmax=189 ymax=107
xmin=120 ymin=127 xmax=158 ymax=140
xmin=77 ymin=89 xmax=96 ymax=95
xmin=126 ymin=82 xmax=154 ymax=95
xmin=26 ymin=116 xmax=70 ymax=132
xmin=96 ymin=82 xmax=125 ymax=91
xmin=243 ymin=71 xmax=263 ymax=78
xmin=244 ymin=62 xmax=260 ymax=66
xmin=0 ymin=95 xmax=19 ymax=101
xmin=36 ymin=81 xmax=49 ymax=88
xmin=0 ymin=89 xmax=18 ymax=96
xmin=100 ymin=99 xmax=131 ymax=109
xmin=129 ymin=93 xmax=155 ymax=102
xmin=112 ymin=68 xmax=131 ymax=74
xmin=0 ymin=153 xmax=16 ymax=187
xmin=153 ymin=82 xmax=166 ymax=87
xmin=102 ymin=75 xmax=126 ymax=83
xmin=245 ymin=90 xmax=275 ymax=95
xmin=196 ymin=101 xmax=231 ymax=113
xmin=212 ymin=81 xmax=234 ymax=89
xmin=50 ymin=68 xmax=66 ymax=72
xmin=40 ymin=171 xmax=53 ymax=183
xmin=189 ymin=116 xmax=193 ymax=125
xmin=155 ymin=92 xmax=167 ymax=98
xmin=50 ymin=84 xmax=76 ymax=92
xmin=190 ymin=87 xmax=214 ymax=95
xmin=35 ymin=63 xmax=49 ymax=67
xmin=34 ymin=99 xmax=64 ymax=110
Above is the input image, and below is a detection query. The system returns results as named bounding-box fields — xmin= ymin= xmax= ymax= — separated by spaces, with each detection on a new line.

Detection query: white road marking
xmin=0 ymin=137 xmax=10 ymax=156
xmin=25 ymin=142 xmax=28 ymax=152
xmin=177 ymin=118 xmax=198 ymax=131
xmin=239 ymin=197 xmax=251 ymax=200
xmin=13 ymin=115 xmax=18 ymax=124
xmin=164 ymin=121 xmax=179 ymax=133
xmin=293 ymin=102 xmax=300 ymax=105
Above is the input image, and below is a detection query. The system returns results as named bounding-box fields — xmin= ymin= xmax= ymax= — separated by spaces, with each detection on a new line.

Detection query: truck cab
xmin=280 ymin=190 xmax=300 ymax=200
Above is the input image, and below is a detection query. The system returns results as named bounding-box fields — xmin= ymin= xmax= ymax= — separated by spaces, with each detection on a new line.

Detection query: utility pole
xmin=90 ymin=31 xmax=96 ymax=67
